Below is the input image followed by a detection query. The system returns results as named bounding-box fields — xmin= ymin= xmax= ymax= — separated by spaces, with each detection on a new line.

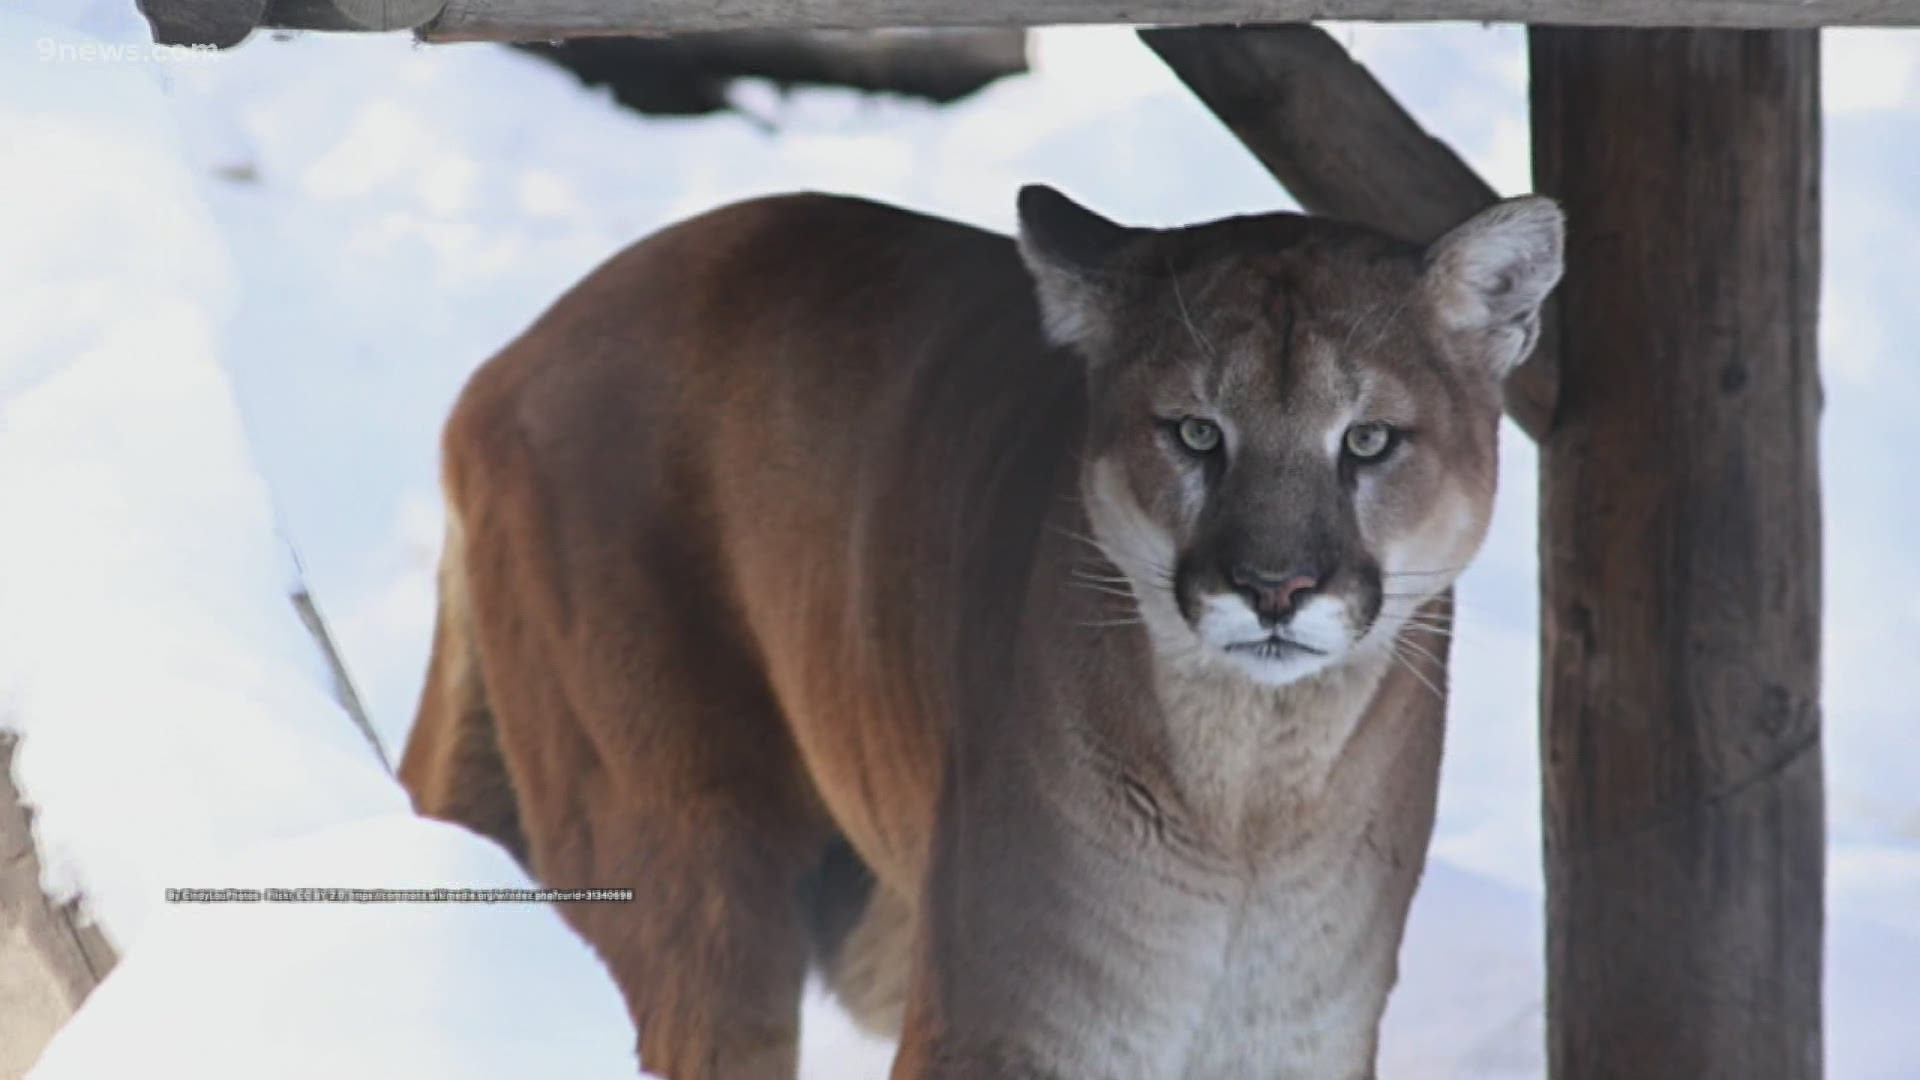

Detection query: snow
xmin=3 ymin=1 xmax=1917 ymax=1077
xmin=30 ymin=817 xmax=639 ymax=1080
xmin=2 ymin=8 xmax=637 ymax=1077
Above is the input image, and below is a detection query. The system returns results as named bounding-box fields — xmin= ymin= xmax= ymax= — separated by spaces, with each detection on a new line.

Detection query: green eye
xmin=1177 ymin=417 xmax=1223 ymax=454
xmin=1344 ymin=422 xmax=1397 ymax=461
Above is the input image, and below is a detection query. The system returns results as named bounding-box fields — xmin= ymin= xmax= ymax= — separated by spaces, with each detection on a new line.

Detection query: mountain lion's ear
xmin=1016 ymin=185 xmax=1142 ymax=349
xmin=1423 ymin=196 xmax=1564 ymax=378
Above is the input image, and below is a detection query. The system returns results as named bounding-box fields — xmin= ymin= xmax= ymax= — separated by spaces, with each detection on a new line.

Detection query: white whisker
xmin=1068 ymin=581 xmax=1142 ymax=602
xmin=1395 ymin=634 xmax=1449 ymax=671
xmin=1391 ymin=646 xmax=1447 ymax=705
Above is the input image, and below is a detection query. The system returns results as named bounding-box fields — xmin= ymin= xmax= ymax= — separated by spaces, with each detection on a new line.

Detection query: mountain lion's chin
xmin=1216 ymin=636 xmax=1346 ymax=688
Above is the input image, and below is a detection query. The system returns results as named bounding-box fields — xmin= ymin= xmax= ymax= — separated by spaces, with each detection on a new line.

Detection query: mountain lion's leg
xmin=496 ymin=618 xmax=823 ymax=1077
xmin=456 ymin=495 xmax=827 ymax=1079
xmin=553 ymin=782 xmax=820 ymax=1080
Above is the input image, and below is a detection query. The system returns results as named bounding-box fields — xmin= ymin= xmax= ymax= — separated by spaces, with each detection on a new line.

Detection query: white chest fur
xmin=1153 ymin=650 xmax=1407 ymax=1080
xmin=1175 ymin=824 xmax=1402 ymax=1079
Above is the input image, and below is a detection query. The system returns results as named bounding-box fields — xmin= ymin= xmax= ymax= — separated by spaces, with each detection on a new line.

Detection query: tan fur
xmin=400 ymin=507 xmax=525 ymax=861
xmin=399 ymin=190 xmax=1560 ymax=1079
xmin=826 ymin=883 xmax=915 ymax=1036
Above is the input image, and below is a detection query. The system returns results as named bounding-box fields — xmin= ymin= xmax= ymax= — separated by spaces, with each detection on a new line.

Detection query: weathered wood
xmin=262 ymin=0 xmax=444 ymax=32
xmin=136 ymin=0 xmax=268 ymax=47
xmin=1143 ymin=24 xmax=1557 ymax=440
xmin=292 ymin=588 xmax=391 ymax=772
xmin=140 ymin=0 xmax=443 ymax=42
xmin=423 ymin=0 xmax=1920 ymax=40
xmin=1144 ymin=27 xmax=1496 ymax=246
xmin=0 ymin=733 xmax=116 ymax=1075
xmin=520 ymin=29 xmax=1028 ymax=117
xmin=1532 ymin=27 xmax=1823 ymax=1080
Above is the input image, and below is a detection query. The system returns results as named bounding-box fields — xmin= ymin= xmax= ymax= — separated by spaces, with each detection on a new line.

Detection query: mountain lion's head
xmin=1018 ymin=186 xmax=1563 ymax=687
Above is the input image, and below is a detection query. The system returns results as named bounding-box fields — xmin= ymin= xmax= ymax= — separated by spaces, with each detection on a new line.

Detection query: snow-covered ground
xmin=2 ymin=7 xmax=640 ymax=1078
xmin=3 ymin=1 xmax=1917 ymax=1076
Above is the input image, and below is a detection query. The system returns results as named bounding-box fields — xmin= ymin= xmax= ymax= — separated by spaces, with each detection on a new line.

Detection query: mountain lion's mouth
xmin=1223 ymin=635 xmax=1328 ymax=661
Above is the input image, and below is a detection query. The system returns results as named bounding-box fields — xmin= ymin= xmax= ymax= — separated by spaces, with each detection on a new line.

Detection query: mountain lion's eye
xmin=1177 ymin=417 xmax=1223 ymax=455
xmin=1344 ymin=422 xmax=1398 ymax=461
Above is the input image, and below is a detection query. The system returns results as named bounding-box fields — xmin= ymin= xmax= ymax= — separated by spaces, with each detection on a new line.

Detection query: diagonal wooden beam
xmin=1142 ymin=24 xmax=1558 ymax=442
xmin=292 ymin=587 xmax=391 ymax=773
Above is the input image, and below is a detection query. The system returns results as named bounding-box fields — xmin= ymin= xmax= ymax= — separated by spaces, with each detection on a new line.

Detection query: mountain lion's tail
xmin=805 ymin=838 xmax=914 ymax=1037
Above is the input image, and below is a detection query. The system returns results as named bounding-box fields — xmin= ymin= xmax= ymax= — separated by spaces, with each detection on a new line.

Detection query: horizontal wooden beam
xmin=1144 ymin=24 xmax=1558 ymax=440
xmin=519 ymin=30 xmax=1028 ymax=116
xmin=137 ymin=0 xmax=267 ymax=47
xmin=423 ymin=0 xmax=1920 ymax=41
xmin=139 ymin=0 xmax=440 ymax=43
xmin=264 ymin=0 xmax=442 ymax=32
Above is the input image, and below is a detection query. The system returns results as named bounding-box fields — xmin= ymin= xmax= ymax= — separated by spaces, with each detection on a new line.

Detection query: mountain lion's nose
xmin=1228 ymin=566 xmax=1321 ymax=624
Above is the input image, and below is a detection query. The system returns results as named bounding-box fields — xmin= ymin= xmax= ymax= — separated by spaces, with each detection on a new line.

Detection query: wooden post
xmin=1531 ymin=28 xmax=1824 ymax=1079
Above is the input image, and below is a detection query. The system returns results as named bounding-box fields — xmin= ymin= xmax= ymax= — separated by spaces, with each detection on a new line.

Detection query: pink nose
xmin=1229 ymin=567 xmax=1320 ymax=621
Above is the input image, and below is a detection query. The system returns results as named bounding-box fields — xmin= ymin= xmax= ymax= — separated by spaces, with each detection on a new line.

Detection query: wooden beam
xmin=1143 ymin=24 xmax=1556 ymax=440
xmin=292 ymin=588 xmax=391 ymax=773
xmin=262 ymin=0 xmax=444 ymax=32
xmin=139 ymin=0 xmax=444 ymax=42
xmin=1 ymin=733 xmax=116 ymax=1073
xmin=1533 ymin=27 xmax=1823 ymax=1079
xmin=519 ymin=30 xmax=1028 ymax=117
xmin=423 ymin=0 xmax=1920 ymax=40
xmin=136 ymin=0 xmax=267 ymax=47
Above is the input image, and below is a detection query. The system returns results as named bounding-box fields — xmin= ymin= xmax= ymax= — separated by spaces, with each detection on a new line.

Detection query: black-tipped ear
xmin=1423 ymin=195 xmax=1565 ymax=377
xmin=1017 ymin=185 xmax=1134 ymax=274
xmin=1015 ymin=185 xmax=1142 ymax=349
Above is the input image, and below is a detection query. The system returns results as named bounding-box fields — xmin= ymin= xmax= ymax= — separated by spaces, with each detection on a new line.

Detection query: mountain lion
xmin=400 ymin=187 xmax=1563 ymax=1079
